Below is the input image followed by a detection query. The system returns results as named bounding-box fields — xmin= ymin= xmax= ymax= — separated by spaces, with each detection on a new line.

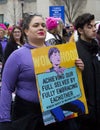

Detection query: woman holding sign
xmin=0 ymin=13 xmax=84 ymax=130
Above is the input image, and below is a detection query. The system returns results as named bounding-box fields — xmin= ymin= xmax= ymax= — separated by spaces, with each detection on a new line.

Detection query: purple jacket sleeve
xmin=0 ymin=52 xmax=20 ymax=122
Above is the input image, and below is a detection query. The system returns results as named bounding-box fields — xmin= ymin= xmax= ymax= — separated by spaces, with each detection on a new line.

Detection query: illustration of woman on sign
xmin=46 ymin=47 xmax=65 ymax=75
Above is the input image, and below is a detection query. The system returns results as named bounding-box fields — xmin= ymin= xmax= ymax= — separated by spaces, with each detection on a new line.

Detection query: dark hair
xmin=22 ymin=13 xmax=44 ymax=41
xmin=74 ymin=13 xmax=95 ymax=30
xmin=22 ymin=13 xmax=44 ymax=30
xmin=48 ymin=47 xmax=60 ymax=59
xmin=9 ymin=26 xmax=24 ymax=45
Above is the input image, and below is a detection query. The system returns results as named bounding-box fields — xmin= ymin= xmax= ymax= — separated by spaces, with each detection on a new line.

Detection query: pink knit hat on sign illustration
xmin=46 ymin=17 xmax=59 ymax=30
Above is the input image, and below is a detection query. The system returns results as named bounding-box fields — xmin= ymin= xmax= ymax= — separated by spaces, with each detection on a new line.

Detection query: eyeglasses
xmin=13 ymin=31 xmax=21 ymax=34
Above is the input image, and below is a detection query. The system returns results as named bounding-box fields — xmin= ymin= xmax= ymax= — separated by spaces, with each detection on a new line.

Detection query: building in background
xmin=0 ymin=0 xmax=100 ymax=25
xmin=0 ymin=0 xmax=37 ymax=25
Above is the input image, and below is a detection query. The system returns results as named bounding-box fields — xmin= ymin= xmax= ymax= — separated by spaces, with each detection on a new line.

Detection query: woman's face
xmin=25 ymin=16 xmax=46 ymax=42
xmin=0 ymin=29 xmax=5 ymax=39
xmin=13 ymin=28 xmax=22 ymax=40
xmin=50 ymin=51 xmax=61 ymax=67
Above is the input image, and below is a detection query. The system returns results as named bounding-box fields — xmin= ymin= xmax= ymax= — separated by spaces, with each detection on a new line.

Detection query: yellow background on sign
xmin=31 ymin=42 xmax=88 ymax=114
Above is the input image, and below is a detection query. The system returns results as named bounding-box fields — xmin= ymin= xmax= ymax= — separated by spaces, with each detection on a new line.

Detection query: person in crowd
xmin=0 ymin=24 xmax=8 ymax=63
xmin=96 ymin=24 xmax=100 ymax=45
xmin=63 ymin=24 xmax=71 ymax=42
xmin=63 ymin=23 xmax=76 ymax=42
xmin=0 ymin=13 xmax=84 ymax=130
xmin=7 ymin=26 xmax=13 ymax=39
xmin=45 ymin=17 xmax=65 ymax=45
xmin=69 ymin=23 xmax=75 ymax=35
xmin=54 ymin=18 xmax=65 ymax=41
xmin=0 ymin=24 xmax=8 ymax=85
xmin=3 ymin=22 xmax=10 ymax=38
xmin=74 ymin=13 xmax=100 ymax=130
xmin=4 ymin=22 xmax=9 ymax=29
xmin=2 ymin=26 xmax=24 ymax=69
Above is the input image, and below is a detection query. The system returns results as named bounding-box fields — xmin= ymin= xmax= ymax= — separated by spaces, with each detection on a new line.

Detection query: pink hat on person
xmin=0 ymin=23 xmax=7 ymax=31
xmin=46 ymin=17 xmax=58 ymax=30
xmin=8 ymin=26 xmax=13 ymax=31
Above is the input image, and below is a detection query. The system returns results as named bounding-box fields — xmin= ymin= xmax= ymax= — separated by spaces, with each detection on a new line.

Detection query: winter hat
xmin=4 ymin=22 xmax=9 ymax=28
xmin=8 ymin=26 xmax=13 ymax=31
xmin=46 ymin=17 xmax=58 ymax=30
xmin=55 ymin=18 xmax=63 ymax=24
xmin=65 ymin=23 xmax=70 ymax=29
xmin=0 ymin=23 xmax=7 ymax=31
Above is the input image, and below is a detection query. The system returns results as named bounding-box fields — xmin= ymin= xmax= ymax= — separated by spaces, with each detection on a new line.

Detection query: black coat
xmin=1 ymin=41 xmax=22 ymax=74
xmin=0 ymin=43 xmax=3 ymax=62
xmin=76 ymin=38 xmax=100 ymax=130
xmin=3 ymin=41 xmax=21 ymax=65
xmin=92 ymin=54 xmax=100 ymax=126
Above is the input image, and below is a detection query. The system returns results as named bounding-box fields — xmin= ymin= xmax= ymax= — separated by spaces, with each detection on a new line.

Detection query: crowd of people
xmin=0 ymin=12 xmax=99 ymax=130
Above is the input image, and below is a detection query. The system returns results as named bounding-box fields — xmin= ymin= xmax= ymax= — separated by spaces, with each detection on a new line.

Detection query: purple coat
xmin=0 ymin=42 xmax=49 ymax=122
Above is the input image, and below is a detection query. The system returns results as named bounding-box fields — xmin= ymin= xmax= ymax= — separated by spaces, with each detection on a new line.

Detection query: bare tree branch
xmin=50 ymin=0 xmax=87 ymax=23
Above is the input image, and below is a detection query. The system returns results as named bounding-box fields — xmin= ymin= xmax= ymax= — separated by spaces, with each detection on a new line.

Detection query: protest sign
xmin=31 ymin=42 xmax=88 ymax=125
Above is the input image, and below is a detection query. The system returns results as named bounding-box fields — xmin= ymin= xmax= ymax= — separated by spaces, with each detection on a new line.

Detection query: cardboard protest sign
xmin=31 ymin=42 xmax=88 ymax=125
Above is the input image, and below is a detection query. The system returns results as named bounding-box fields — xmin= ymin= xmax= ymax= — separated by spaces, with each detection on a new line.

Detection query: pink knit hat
xmin=8 ymin=26 xmax=13 ymax=31
xmin=0 ymin=23 xmax=7 ymax=31
xmin=46 ymin=17 xmax=58 ymax=30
